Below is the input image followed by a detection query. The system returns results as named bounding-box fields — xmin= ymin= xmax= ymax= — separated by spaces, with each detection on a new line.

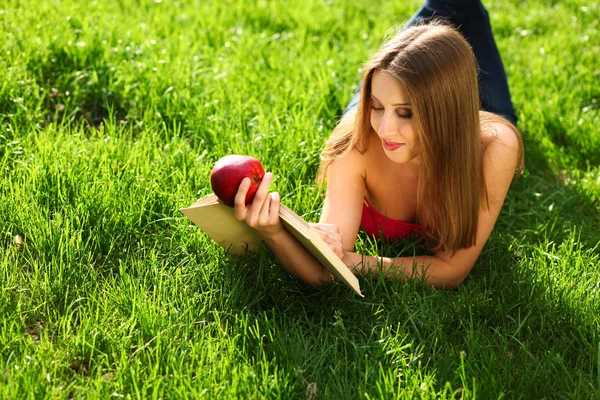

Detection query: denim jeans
xmin=343 ymin=0 xmax=518 ymax=125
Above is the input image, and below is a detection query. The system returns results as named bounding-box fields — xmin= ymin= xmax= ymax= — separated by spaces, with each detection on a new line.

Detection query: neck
xmin=404 ymin=156 xmax=421 ymax=176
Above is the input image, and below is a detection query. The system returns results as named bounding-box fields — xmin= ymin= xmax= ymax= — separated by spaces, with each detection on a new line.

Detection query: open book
xmin=180 ymin=194 xmax=363 ymax=296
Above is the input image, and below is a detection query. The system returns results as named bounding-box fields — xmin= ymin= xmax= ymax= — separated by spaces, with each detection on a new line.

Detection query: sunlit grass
xmin=1 ymin=0 xmax=599 ymax=398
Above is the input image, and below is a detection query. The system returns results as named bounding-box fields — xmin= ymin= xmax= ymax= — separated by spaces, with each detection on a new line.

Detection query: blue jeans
xmin=343 ymin=0 xmax=518 ymax=125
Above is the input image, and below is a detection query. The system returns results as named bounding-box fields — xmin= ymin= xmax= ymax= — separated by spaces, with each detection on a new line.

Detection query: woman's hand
xmin=309 ymin=223 xmax=346 ymax=261
xmin=234 ymin=172 xmax=283 ymax=238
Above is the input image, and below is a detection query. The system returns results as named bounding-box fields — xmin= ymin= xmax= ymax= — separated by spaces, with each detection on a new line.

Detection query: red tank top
xmin=360 ymin=198 xmax=426 ymax=241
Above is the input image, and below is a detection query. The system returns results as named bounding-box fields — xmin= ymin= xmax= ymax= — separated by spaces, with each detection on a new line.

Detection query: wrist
xmin=258 ymin=225 xmax=286 ymax=244
xmin=342 ymin=251 xmax=364 ymax=274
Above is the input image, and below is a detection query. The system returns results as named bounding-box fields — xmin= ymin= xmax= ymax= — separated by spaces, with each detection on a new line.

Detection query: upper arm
xmin=319 ymin=149 xmax=367 ymax=251
xmin=435 ymin=123 xmax=522 ymax=283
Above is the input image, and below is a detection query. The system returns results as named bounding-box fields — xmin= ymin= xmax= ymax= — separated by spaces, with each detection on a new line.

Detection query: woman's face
xmin=369 ymin=70 xmax=420 ymax=165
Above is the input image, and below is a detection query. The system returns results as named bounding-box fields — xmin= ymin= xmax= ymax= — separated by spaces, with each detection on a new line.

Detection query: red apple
xmin=210 ymin=155 xmax=265 ymax=207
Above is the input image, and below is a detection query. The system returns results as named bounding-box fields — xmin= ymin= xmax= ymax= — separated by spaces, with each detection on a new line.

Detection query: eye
xmin=396 ymin=110 xmax=412 ymax=119
xmin=370 ymin=106 xmax=384 ymax=111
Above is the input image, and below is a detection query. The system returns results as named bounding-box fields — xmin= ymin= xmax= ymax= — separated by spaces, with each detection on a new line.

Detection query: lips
xmin=383 ymin=140 xmax=405 ymax=151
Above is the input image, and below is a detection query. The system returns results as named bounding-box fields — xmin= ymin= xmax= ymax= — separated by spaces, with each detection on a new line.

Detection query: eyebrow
xmin=370 ymin=94 xmax=411 ymax=107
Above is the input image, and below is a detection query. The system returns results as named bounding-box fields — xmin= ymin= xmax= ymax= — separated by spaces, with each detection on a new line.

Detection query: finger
xmin=311 ymin=226 xmax=343 ymax=256
xmin=310 ymin=223 xmax=340 ymax=234
xmin=269 ymin=192 xmax=281 ymax=224
xmin=315 ymin=230 xmax=331 ymax=243
xmin=234 ymin=178 xmax=251 ymax=220
xmin=324 ymin=225 xmax=340 ymax=234
xmin=322 ymin=238 xmax=342 ymax=258
xmin=257 ymin=191 xmax=272 ymax=225
xmin=309 ymin=224 xmax=329 ymax=233
xmin=319 ymin=235 xmax=341 ymax=255
xmin=311 ymin=226 xmax=338 ymax=243
xmin=256 ymin=172 xmax=273 ymax=198
xmin=248 ymin=172 xmax=273 ymax=224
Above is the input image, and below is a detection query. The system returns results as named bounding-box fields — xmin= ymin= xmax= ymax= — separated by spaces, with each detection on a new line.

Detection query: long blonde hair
xmin=317 ymin=21 xmax=523 ymax=254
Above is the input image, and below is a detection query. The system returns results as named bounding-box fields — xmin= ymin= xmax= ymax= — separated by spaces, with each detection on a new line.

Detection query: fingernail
xmin=272 ymin=192 xmax=279 ymax=201
xmin=241 ymin=178 xmax=250 ymax=187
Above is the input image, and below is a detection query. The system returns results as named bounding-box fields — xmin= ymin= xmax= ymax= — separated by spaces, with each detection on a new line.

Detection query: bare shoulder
xmin=488 ymin=121 xmax=521 ymax=149
xmin=325 ymin=147 xmax=367 ymax=208
xmin=482 ymin=121 xmax=523 ymax=172
xmin=481 ymin=120 xmax=524 ymax=204
xmin=329 ymin=147 xmax=368 ymax=179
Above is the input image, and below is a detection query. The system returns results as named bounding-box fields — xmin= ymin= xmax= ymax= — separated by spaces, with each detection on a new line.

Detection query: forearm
xmin=344 ymin=252 xmax=466 ymax=289
xmin=260 ymin=229 xmax=334 ymax=286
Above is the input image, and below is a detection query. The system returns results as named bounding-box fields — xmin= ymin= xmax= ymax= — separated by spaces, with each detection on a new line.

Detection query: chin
xmin=383 ymin=148 xmax=420 ymax=166
xmin=384 ymin=152 xmax=410 ymax=164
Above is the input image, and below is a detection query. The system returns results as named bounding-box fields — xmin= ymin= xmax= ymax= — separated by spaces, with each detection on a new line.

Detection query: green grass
xmin=1 ymin=0 xmax=599 ymax=398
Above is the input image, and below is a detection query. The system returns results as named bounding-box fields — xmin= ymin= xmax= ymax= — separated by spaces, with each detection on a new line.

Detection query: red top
xmin=360 ymin=198 xmax=427 ymax=241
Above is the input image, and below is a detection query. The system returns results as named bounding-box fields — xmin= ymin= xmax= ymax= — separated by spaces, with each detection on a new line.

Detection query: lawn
xmin=1 ymin=0 xmax=599 ymax=398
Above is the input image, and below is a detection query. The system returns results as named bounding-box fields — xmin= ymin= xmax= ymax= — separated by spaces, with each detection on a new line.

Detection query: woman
xmin=233 ymin=1 xmax=524 ymax=289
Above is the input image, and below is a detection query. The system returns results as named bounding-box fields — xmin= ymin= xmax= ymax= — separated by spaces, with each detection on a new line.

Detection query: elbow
xmin=447 ymin=268 xmax=473 ymax=289
xmin=432 ymin=262 xmax=471 ymax=290
xmin=439 ymin=274 xmax=468 ymax=290
xmin=305 ymin=270 xmax=335 ymax=287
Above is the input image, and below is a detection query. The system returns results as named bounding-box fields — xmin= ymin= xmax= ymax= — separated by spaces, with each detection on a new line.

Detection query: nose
xmin=376 ymin=111 xmax=398 ymax=138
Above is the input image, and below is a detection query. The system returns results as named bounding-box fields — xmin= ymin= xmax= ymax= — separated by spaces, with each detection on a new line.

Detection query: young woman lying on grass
xmin=234 ymin=0 xmax=524 ymax=289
